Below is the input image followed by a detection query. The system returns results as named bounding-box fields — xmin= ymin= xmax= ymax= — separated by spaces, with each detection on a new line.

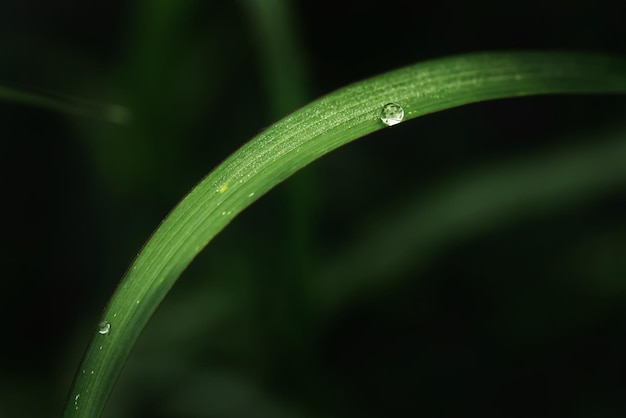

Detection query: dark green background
xmin=1 ymin=1 xmax=625 ymax=417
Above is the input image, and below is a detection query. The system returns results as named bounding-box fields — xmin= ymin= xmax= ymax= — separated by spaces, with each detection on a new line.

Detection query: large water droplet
xmin=380 ymin=102 xmax=404 ymax=126
xmin=98 ymin=320 xmax=111 ymax=335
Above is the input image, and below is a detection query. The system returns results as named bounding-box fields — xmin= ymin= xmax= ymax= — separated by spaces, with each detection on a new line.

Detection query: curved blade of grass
xmin=0 ymin=82 xmax=129 ymax=123
xmin=63 ymin=51 xmax=626 ymax=418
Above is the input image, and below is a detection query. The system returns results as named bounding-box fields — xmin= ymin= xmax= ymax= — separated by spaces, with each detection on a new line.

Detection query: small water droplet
xmin=221 ymin=210 xmax=232 ymax=216
xmin=98 ymin=320 xmax=111 ymax=335
xmin=380 ymin=102 xmax=404 ymax=126
xmin=217 ymin=184 xmax=228 ymax=193
xmin=248 ymin=192 xmax=255 ymax=198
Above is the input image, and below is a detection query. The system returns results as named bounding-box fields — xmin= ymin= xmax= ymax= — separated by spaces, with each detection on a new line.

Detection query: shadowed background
xmin=1 ymin=1 xmax=626 ymax=417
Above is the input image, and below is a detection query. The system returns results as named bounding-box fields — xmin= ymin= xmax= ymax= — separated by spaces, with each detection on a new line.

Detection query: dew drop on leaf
xmin=98 ymin=320 xmax=111 ymax=335
xmin=380 ymin=102 xmax=404 ymax=126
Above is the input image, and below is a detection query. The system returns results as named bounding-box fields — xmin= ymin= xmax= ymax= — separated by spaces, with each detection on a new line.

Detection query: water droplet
xmin=98 ymin=320 xmax=111 ymax=335
xmin=217 ymin=184 xmax=228 ymax=193
xmin=380 ymin=102 xmax=404 ymax=126
xmin=221 ymin=210 xmax=232 ymax=216
xmin=248 ymin=192 xmax=255 ymax=198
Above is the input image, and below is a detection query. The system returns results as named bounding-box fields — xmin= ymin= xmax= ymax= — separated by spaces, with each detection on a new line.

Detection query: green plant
xmin=50 ymin=51 xmax=625 ymax=417
xmin=0 ymin=82 xmax=129 ymax=123
xmin=0 ymin=4 xmax=626 ymax=416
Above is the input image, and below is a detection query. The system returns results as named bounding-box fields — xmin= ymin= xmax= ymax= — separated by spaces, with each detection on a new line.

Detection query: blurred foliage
xmin=1 ymin=0 xmax=626 ymax=417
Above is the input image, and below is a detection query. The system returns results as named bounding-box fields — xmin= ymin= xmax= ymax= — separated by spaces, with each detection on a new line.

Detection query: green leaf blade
xmin=63 ymin=51 xmax=626 ymax=418
xmin=0 ymin=83 xmax=130 ymax=123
